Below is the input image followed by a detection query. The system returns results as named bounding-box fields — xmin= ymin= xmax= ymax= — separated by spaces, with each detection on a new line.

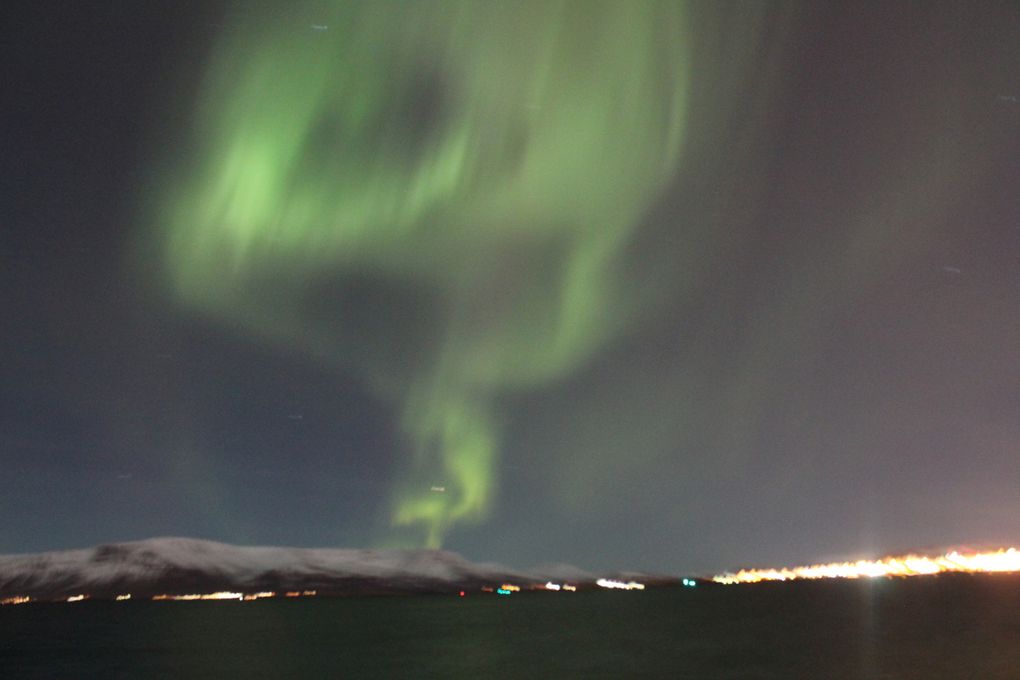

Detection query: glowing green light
xmin=155 ymin=0 xmax=692 ymax=546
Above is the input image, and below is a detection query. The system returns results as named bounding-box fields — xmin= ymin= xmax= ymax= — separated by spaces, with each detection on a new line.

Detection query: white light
xmin=596 ymin=578 xmax=645 ymax=590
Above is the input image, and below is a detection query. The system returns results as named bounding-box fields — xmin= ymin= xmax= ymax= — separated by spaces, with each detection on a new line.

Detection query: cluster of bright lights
xmin=477 ymin=581 xmax=578 ymax=596
xmin=1 ymin=596 xmax=31 ymax=606
xmin=1 ymin=590 xmax=323 ymax=605
xmin=2 ymin=584 xmax=619 ymax=604
xmin=152 ymin=591 xmax=243 ymax=601
xmin=681 ymin=578 xmax=697 ymax=588
xmin=713 ymin=548 xmax=1020 ymax=585
xmin=596 ymin=578 xmax=645 ymax=591
xmin=151 ymin=590 xmax=316 ymax=601
xmin=1 ymin=577 xmax=660 ymax=605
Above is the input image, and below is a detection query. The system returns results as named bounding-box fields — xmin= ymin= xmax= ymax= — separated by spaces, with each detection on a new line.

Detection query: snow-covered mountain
xmin=0 ymin=537 xmax=627 ymax=600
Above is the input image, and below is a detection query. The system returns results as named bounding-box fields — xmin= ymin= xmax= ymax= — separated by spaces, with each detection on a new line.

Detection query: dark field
xmin=3 ymin=574 xmax=1020 ymax=678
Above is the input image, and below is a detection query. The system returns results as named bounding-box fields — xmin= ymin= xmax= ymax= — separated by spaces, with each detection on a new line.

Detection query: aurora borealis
xmin=160 ymin=1 xmax=691 ymax=546
xmin=3 ymin=1 xmax=1020 ymax=573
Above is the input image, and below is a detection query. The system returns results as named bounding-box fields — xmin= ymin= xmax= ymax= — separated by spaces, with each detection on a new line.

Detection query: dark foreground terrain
xmin=3 ymin=574 xmax=1020 ymax=679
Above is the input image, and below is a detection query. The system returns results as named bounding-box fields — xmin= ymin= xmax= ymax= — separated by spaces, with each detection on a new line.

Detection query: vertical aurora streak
xmin=158 ymin=1 xmax=691 ymax=546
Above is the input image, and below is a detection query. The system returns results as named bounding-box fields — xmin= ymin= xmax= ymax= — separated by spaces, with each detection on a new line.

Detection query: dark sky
xmin=2 ymin=1 xmax=1019 ymax=574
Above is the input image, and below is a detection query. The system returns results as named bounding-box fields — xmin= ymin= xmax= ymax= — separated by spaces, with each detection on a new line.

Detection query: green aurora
xmin=159 ymin=1 xmax=692 ymax=547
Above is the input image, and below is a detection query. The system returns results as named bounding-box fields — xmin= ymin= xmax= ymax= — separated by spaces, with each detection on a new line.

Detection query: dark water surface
xmin=3 ymin=575 xmax=1020 ymax=678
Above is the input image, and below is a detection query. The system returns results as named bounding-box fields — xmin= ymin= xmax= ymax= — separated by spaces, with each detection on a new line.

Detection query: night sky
xmin=3 ymin=1 xmax=1019 ymax=574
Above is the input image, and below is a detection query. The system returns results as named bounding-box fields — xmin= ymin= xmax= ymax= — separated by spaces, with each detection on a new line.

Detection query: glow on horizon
xmin=713 ymin=547 xmax=1020 ymax=585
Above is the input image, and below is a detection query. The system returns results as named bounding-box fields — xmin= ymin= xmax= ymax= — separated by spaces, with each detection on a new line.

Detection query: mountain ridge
xmin=0 ymin=537 xmax=675 ymax=600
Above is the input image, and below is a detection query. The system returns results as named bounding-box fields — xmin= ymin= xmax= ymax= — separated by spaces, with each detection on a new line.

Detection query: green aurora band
xmin=160 ymin=1 xmax=691 ymax=547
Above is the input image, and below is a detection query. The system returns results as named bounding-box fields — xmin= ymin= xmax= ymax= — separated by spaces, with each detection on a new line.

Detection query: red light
xmin=459 ymin=591 xmax=465 ymax=597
